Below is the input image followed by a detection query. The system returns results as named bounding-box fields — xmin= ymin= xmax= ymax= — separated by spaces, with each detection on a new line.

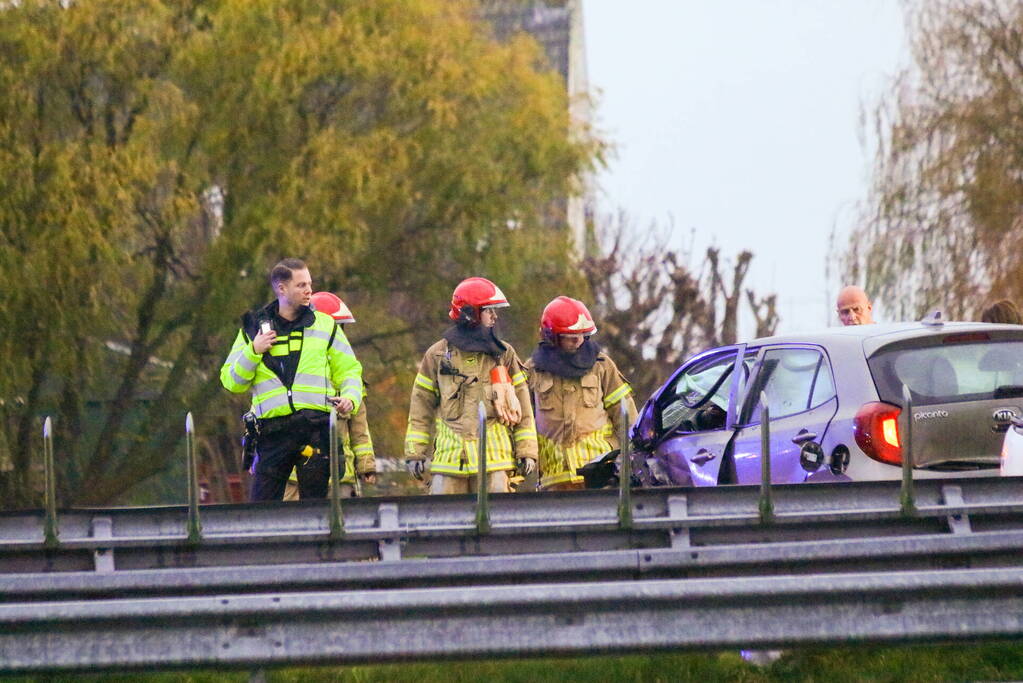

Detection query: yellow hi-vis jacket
xmin=525 ymin=353 xmax=637 ymax=488
xmin=220 ymin=310 xmax=363 ymax=418
xmin=405 ymin=339 xmax=538 ymax=476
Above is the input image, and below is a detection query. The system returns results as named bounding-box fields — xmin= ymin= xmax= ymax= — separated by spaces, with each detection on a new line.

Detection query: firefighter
xmin=220 ymin=258 xmax=363 ymax=502
xmin=404 ymin=277 xmax=538 ymax=494
xmin=282 ymin=291 xmax=377 ymax=500
xmin=525 ymin=296 xmax=637 ymax=490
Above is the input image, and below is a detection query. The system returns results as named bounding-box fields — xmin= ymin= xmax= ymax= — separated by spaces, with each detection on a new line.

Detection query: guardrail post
xmin=759 ymin=393 xmax=773 ymax=524
xmin=901 ymin=384 xmax=916 ymax=516
xmin=329 ymin=410 xmax=344 ymax=541
xmin=42 ymin=416 xmax=59 ymax=548
xmin=185 ymin=413 xmax=202 ymax=544
xmin=618 ymin=401 xmax=633 ymax=530
xmin=476 ymin=400 xmax=491 ymax=535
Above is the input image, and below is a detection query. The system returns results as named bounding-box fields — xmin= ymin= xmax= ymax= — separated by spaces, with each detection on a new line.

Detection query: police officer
xmin=282 ymin=291 xmax=377 ymax=500
xmin=220 ymin=259 xmax=363 ymax=501
xmin=525 ymin=296 xmax=637 ymax=490
xmin=404 ymin=277 xmax=538 ymax=494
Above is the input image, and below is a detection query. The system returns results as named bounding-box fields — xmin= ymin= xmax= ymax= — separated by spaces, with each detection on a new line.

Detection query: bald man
xmin=836 ymin=286 xmax=875 ymax=326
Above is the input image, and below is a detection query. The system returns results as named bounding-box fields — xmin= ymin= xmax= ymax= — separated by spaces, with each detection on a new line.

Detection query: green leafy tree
xmin=843 ymin=0 xmax=1023 ymax=319
xmin=0 ymin=0 xmax=600 ymax=507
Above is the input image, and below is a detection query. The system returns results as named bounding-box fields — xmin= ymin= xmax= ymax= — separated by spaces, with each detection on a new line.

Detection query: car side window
xmin=809 ymin=353 xmax=836 ymax=408
xmin=743 ymin=348 xmax=832 ymax=422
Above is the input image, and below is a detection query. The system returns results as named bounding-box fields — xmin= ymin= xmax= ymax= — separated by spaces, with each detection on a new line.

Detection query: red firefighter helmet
xmin=310 ymin=291 xmax=356 ymax=323
xmin=541 ymin=296 xmax=597 ymax=339
xmin=448 ymin=277 xmax=510 ymax=322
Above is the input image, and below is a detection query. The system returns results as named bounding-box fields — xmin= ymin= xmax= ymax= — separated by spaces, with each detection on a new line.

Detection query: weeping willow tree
xmin=843 ymin=0 xmax=1023 ymax=320
xmin=0 ymin=0 xmax=601 ymax=507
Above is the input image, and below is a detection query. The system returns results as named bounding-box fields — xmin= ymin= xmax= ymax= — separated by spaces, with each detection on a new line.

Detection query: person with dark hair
xmin=525 ymin=296 xmax=637 ymax=490
xmin=404 ymin=277 xmax=537 ymax=494
xmin=221 ymin=258 xmax=364 ymax=501
xmin=981 ymin=299 xmax=1022 ymax=325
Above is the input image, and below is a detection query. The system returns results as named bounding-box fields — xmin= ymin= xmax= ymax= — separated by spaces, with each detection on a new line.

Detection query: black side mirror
xmin=577 ymin=449 xmax=621 ymax=489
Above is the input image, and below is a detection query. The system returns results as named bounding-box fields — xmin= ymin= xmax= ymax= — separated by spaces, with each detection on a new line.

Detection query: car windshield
xmin=675 ymin=362 xmax=732 ymax=411
xmin=868 ymin=339 xmax=1023 ymax=406
xmin=653 ymin=349 xmax=757 ymax=435
xmin=652 ymin=352 xmax=737 ymax=435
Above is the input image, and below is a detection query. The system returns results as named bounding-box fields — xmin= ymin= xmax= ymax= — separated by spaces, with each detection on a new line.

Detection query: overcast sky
xmin=583 ymin=0 xmax=908 ymax=335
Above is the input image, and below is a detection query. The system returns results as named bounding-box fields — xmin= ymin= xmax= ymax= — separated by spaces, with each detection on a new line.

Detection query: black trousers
xmin=249 ymin=410 xmax=344 ymax=501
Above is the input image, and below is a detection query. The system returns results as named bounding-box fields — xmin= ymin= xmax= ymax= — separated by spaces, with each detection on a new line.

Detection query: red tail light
xmin=854 ymin=401 xmax=902 ymax=465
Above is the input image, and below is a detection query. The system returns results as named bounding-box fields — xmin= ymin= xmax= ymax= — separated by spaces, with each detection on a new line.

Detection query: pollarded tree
xmin=581 ymin=215 xmax=778 ymax=403
xmin=0 ymin=0 xmax=601 ymax=507
xmin=844 ymin=0 xmax=1023 ymax=319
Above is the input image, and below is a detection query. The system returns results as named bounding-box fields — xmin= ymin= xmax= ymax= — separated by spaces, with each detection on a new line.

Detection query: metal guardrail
xmin=2 ymin=527 xmax=1023 ymax=602
xmin=3 ymin=415 xmax=1022 ymax=672
xmin=2 ymin=566 xmax=1023 ymax=672
xmin=2 ymin=478 xmax=1022 ymax=574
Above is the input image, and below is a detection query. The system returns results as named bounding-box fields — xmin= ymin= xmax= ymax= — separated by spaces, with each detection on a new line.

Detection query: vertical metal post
xmin=758 ymin=393 xmax=773 ymax=524
xmin=185 ymin=413 xmax=202 ymax=544
xmin=353 ymin=462 xmax=364 ymax=498
xmin=900 ymin=384 xmax=916 ymax=516
xmin=329 ymin=410 xmax=344 ymax=540
xmin=618 ymin=401 xmax=633 ymax=529
xmin=475 ymin=400 xmax=491 ymax=535
xmin=42 ymin=416 xmax=58 ymax=548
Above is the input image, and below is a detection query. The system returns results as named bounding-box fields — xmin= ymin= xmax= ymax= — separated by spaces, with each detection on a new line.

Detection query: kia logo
xmin=991 ymin=407 xmax=1019 ymax=432
xmin=993 ymin=408 xmax=1019 ymax=423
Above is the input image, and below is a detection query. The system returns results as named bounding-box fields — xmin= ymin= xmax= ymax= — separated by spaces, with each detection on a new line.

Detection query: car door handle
xmin=791 ymin=430 xmax=818 ymax=445
xmin=691 ymin=449 xmax=716 ymax=465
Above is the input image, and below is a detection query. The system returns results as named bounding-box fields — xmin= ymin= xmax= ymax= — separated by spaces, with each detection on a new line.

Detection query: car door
xmin=642 ymin=345 xmax=753 ymax=486
xmin=728 ymin=346 xmax=839 ymax=485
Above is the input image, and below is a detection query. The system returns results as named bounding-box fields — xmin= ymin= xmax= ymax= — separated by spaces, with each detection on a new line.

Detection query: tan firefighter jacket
xmin=340 ymin=399 xmax=376 ymax=483
xmin=525 ymin=353 xmax=638 ymax=448
xmin=405 ymin=339 xmax=538 ymax=476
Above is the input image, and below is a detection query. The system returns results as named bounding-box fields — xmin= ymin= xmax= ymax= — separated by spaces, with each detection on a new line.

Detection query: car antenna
xmin=920 ymin=309 xmax=944 ymax=327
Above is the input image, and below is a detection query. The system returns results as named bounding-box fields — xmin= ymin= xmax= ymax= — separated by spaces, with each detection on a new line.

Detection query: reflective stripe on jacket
xmin=220 ymin=311 xmax=363 ymax=418
xmin=343 ymin=400 xmax=376 ymax=483
xmin=404 ymin=338 xmax=538 ymax=476
xmin=525 ymin=352 xmax=637 ymax=488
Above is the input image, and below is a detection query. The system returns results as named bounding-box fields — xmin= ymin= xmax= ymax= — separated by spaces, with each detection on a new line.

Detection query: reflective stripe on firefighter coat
xmin=405 ymin=339 xmax=538 ymax=476
xmin=524 ymin=353 xmax=637 ymax=488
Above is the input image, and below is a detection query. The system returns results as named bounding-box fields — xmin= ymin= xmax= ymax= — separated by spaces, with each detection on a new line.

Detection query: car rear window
xmin=868 ymin=339 xmax=1023 ymax=406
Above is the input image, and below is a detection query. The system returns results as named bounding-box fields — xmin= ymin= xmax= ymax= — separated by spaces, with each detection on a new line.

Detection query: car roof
xmin=743 ymin=321 xmax=1023 ymax=357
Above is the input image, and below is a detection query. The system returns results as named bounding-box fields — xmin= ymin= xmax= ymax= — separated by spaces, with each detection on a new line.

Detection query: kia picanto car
xmin=610 ymin=320 xmax=1023 ymax=488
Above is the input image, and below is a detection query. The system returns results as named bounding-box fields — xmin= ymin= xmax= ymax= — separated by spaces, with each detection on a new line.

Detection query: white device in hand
xmin=260 ymin=321 xmax=272 ymax=335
